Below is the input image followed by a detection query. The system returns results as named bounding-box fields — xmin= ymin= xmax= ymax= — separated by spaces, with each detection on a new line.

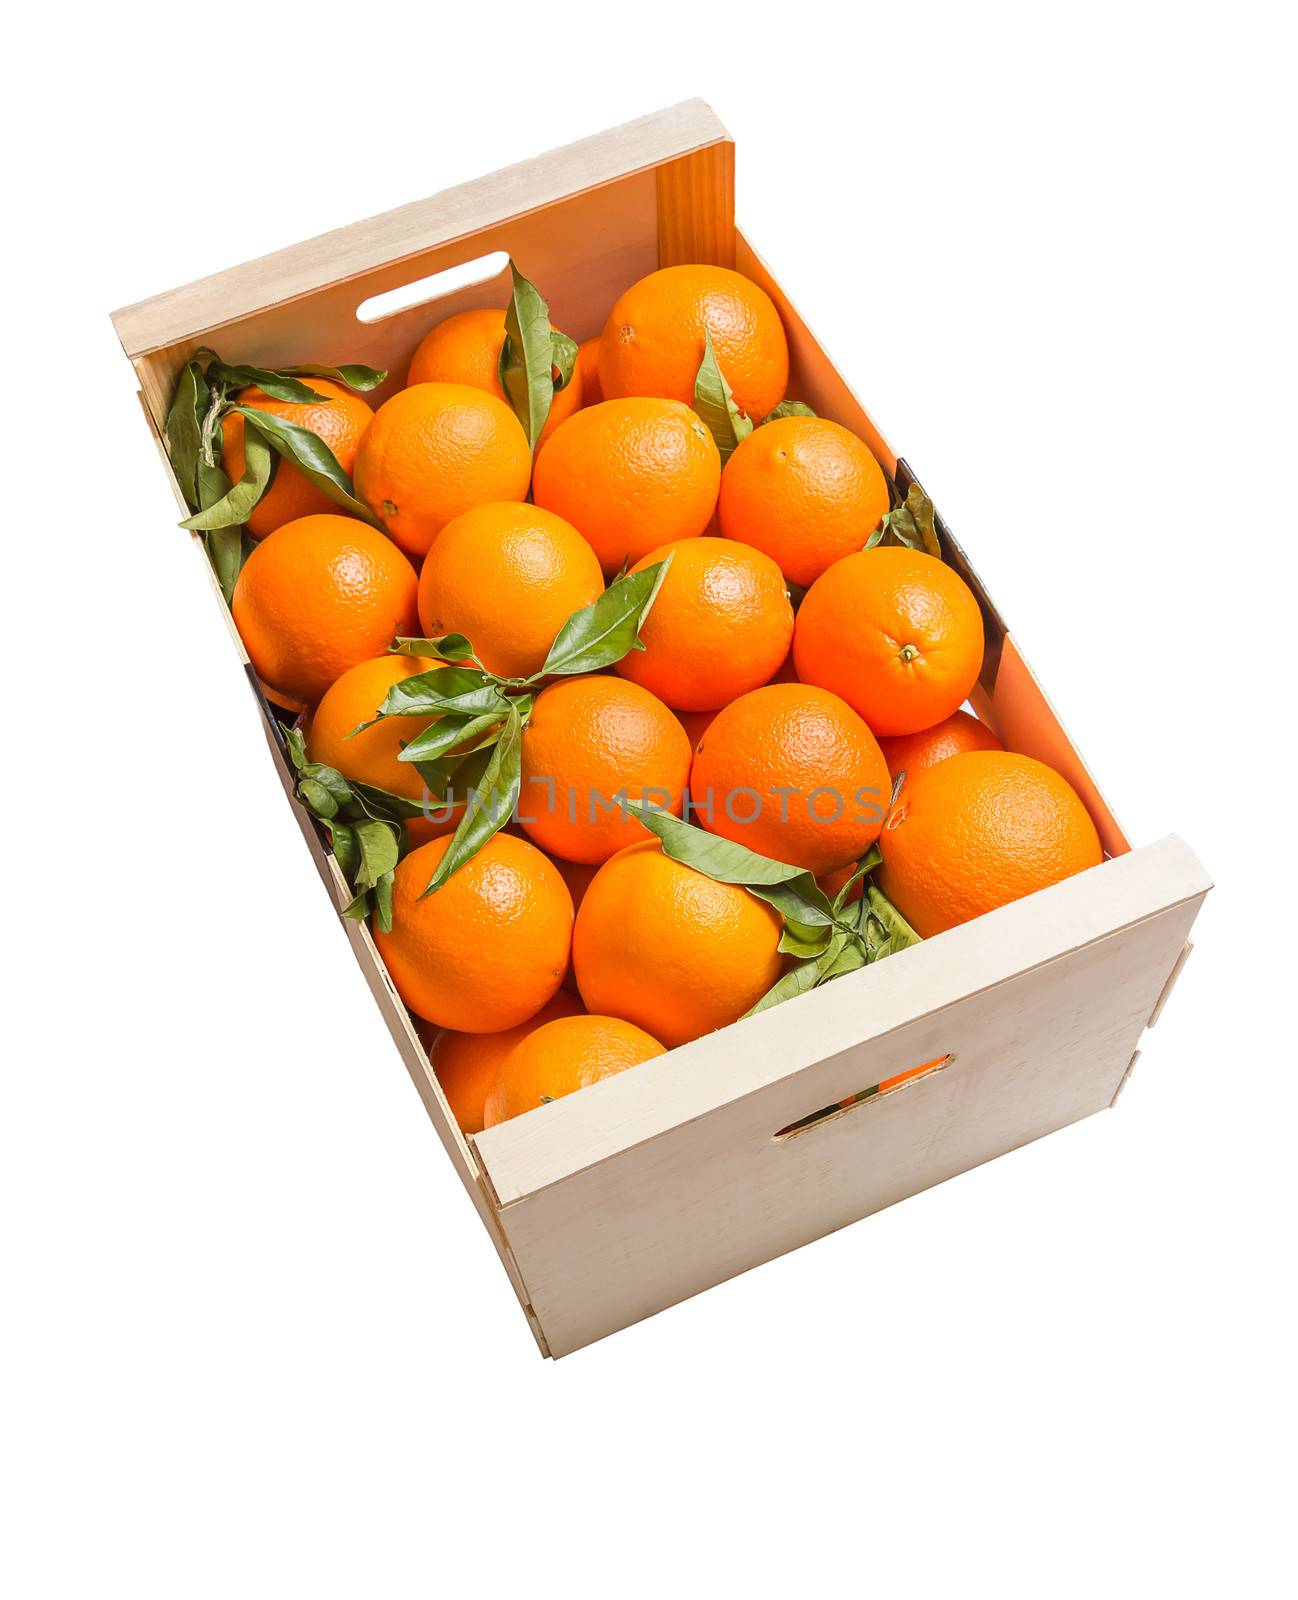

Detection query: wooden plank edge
xmin=474 ymin=836 xmax=1212 ymax=1205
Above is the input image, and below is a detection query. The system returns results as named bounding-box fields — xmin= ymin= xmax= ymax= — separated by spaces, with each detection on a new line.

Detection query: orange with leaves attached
xmin=353 ymin=382 xmax=532 ymax=559
xmin=405 ymin=307 xmax=582 ymax=445
xmin=572 ymin=840 xmax=782 ymax=1047
xmin=483 ymin=1014 xmax=665 ymax=1127
xmin=374 ymin=833 xmax=573 ymax=1032
xmin=614 ymin=538 xmax=794 ymax=712
xmin=878 ymin=751 xmax=1103 ymax=937
xmin=599 ymin=264 xmax=788 ymax=422
xmin=519 ymin=676 xmax=692 ymax=864
xmin=221 ymin=378 xmax=374 ymax=540
xmin=690 ymin=682 xmax=891 ymax=875
xmin=231 ymin=514 xmax=417 ymax=709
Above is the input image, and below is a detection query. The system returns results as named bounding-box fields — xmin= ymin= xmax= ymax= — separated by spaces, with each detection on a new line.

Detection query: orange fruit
xmin=307 ymin=654 xmax=445 ymax=802
xmin=423 ymin=990 xmax=584 ymax=1135
xmin=532 ymin=397 xmax=720 ymax=576
xmin=352 ymin=382 xmax=532 ymax=559
xmin=577 ymin=337 xmax=603 ymax=405
xmin=552 ymin=855 xmax=600 ymax=913
xmin=482 ymin=1014 xmax=665 ymax=1127
xmin=614 ymin=538 xmax=794 ymax=711
xmin=405 ymin=307 xmax=582 ymax=445
xmin=231 ymin=514 xmax=417 ymax=709
xmin=221 ymin=378 xmax=375 ymax=540
xmin=718 ymin=416 xmax=890 ymax=587
xmin=816 ymin=860 xmax=863 ymax=905
xmin=878 ymin=751 xmax=1103 ymax=937
xmin=599 ymin=264 xmax=788 ymax=422
xmin=573 ymin=840 xmax=783 ymax=1047
xmin=416 ymin=501 xmax=603 ymax=679
xmin=690 ymin=683 xmax=891 ymax=874
xmin=374 ymin=832 xmax=573 ymax=1031
xmin=877 ymin=709 xmax=1003 ymax=787
xmin=518 ymin=677 xmax=691 ymax=864
xmin=794 ymin=547 xmax=984 ymax=737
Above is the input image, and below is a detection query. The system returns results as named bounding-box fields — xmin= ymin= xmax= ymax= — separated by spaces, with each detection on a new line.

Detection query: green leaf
xmin=623 ymin=801 xmax=835 ymax=929
xmin=389 ymin=634 xmax=475 ymax=664
xmin=862 ymin=884 xmax=921 ymax=959
xmin=230 ymin=405 xmax=383 ymax=528
xmin=761 ymin=399 xmax=817 ymax=423
xmin=692 ymin=330 xmax=754 ymax=465
xmin=348 ymin=780 xmax=430 ymax=822
xmin=204 ymin=526 xmax=249 ymax=604
xmin=352 ymin=818 xmax=401 ymax=889
xmin=327 ymin=819 xmax=358 ymax=880
xmin=209 ymin=361 xmax=389 ymax=400
xmin=535 ymin=558 xmax=672 ymax=679
xmin=372 ymin=665 xmax=493 ymax=721
xmin=550 ymin=330 xmax=579 ymax=391
xmin=395 ymin=709 xmax=506 ymax=765
xmin=207 ymin=364 xmax=330 ymax=404
xmin=778 ymin=918 xmax=836 ymax=959
xmin=419 ymin=704 xmax=525 ymax=896
xmin=180 ymin=426 xmax=275 ymax=529
xmin=498 ymin=261 xmax=556 ymax=448
xmin=830 ymin=842 xmax=883 ymax=914
xmin=865 ymin=483 xmax=941 ymax=559
xmin=165 ymin=359 xmax=206 ymax=505
xmin=283 ymin=362 xmax=387 ymax=392
xmin=743 ymin=958 xmax=825 ymax=1017
xmin=373 ymin=869 xmax=395 ymax=932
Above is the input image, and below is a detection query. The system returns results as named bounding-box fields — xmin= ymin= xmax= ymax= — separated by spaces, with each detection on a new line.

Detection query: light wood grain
xmin=656 ymin=142 xmax=736 ymax=268
xmin=474 ymin=837 xmax=1209 ymax=1355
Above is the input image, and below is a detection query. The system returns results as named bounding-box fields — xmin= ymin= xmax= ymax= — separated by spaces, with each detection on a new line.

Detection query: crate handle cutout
xmin=773 ymin=1056 xmax=953 ymax=1142
xmin=356 ymin=250 xmax=511 ymax=324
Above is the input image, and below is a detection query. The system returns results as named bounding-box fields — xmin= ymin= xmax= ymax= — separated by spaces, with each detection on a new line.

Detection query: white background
xmin=3 ymin=3 xmax=1294 ymax=1595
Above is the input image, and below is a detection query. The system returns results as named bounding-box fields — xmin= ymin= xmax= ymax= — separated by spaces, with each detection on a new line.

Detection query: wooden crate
xmin=112 ymin=100 xmax=1210 ymax=1358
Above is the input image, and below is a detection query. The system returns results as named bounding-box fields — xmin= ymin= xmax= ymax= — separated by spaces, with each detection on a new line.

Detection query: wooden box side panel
xmin=493 ymin=885 xmax=1204 ymax=1357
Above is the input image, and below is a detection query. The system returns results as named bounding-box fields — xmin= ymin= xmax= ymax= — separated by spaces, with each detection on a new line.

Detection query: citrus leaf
xmin=165 ymin=359 xmax=206 ymax=505
xmin=351 ymin=818 xmax=401 ymax=889
xmin=395 ymin=709 xmax=505 ymax=765
xmin=551 ymin=330 xmax=579 ymax=391
xmin=779 ymin=919 xmax=836 ymax=959
xmin=180 ymin=426 xmax=275 ymax=529
xmin=283 ymin=362 xmax=387 ymax=392
xmin=230 ymin=405 xmax=383 ymax=528
xmin=692 ymin=330 xmax=754 ymax=465
xmin=829 ymin=842 xmax=884 ymax=914
xmin=623 ymin=801 xmax=835 ymax=927
xmin=204 ymin=526 xmax=250 ymax=604
xmin=325 ymin=818 xmax=358 ymax=880
xmin=535 ymin=558 xmax=672 ymax=680
xmin=207 ymin=364 xmax=329 ymax=404
xmin=390 ymin=634 xmax=476 ymax=664
xmin=865 ymin=484 xmax=940 ymax=559
xmin=347 ymin=780 xmax=430 ymax=822
xmin=373 ymin=869 xmax=395 ymax=932
xmin=743 ymin=958 xmax=825 ymax=1017
xmin=862 ymin=884 xmax=921 ymax=959
xmin=762 ymin=399 xmax=817 ymax=423
xmin=419 ymin=704 xmax=524 ymax=896
xmin=498 ymin=260 xmax=555 ymax=449
xmin=373 ymin=665 xmax=492 ymax=720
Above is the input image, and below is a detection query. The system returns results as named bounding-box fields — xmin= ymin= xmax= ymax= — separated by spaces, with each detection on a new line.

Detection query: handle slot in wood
xmin=773 ymin=1056 xmax=953 ymax=1141
xmin=356 ymin=250 xmax=511 ymax=324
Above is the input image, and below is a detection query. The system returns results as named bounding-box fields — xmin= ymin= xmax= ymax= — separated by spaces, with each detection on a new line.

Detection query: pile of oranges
xmin=168 ymin=260 xmax=1104 ymax=1135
